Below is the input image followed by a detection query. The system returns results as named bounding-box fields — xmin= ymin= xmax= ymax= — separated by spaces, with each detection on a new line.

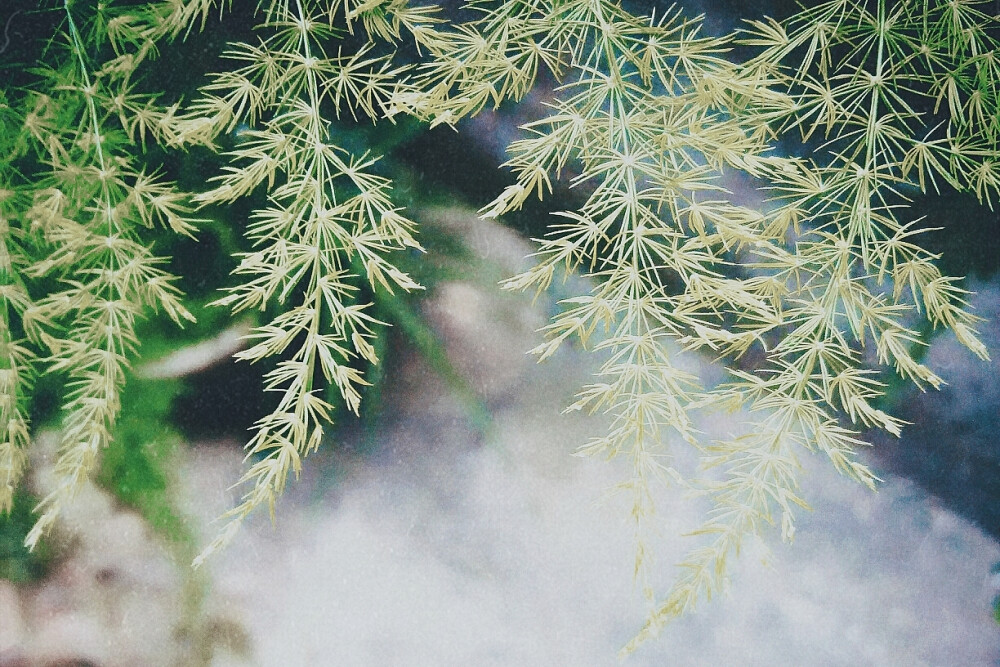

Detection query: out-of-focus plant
xmin=0 ymin=0 xmax=996 ymax=655
xmin=0 ymin=490 xmax=51 ymax=582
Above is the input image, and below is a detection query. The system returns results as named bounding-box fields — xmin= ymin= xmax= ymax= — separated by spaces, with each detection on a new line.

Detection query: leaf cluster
xmin=0 ymin=0 xmax=996 ymax=655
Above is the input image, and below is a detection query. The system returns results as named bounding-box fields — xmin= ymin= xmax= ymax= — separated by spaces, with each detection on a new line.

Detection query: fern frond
xmin=0 ymin=184 xmax=33 ymax=517
xmin=417 ymin=0 xmax=999 ymax=653
xmin=20 ymin=1 xmax=196 ymax=548
xmin=187 ymin=0 xmax=422 ymax=564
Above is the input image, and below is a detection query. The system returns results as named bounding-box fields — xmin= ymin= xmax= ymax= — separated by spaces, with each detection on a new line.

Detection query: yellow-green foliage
xmin=0 ymin=0 xmax=996 ymax=653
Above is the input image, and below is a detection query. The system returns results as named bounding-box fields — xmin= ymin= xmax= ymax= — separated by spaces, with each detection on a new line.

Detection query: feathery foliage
xmin=0 ymin=0 xmax=996 ymax=654
xmin=5 ymin=1 xmax=199 ymax=549
xmin=170 ymin=0 xmax=427 ymax=562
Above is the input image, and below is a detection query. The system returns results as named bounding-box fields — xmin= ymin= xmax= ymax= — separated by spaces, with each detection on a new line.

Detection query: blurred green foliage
xmin=0 ymin=490 xmax=50 ymax=582
xmin=97 ymin=373 xmax=188 ymax=543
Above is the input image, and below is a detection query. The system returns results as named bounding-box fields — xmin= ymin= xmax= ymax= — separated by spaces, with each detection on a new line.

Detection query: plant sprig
xmin=0 ymin=0 xmax=995 ymax=657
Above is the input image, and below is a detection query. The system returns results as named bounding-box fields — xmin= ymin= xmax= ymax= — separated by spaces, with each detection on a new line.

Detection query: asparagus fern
xmin=0 ymin=0 xmax=995 ymax=654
